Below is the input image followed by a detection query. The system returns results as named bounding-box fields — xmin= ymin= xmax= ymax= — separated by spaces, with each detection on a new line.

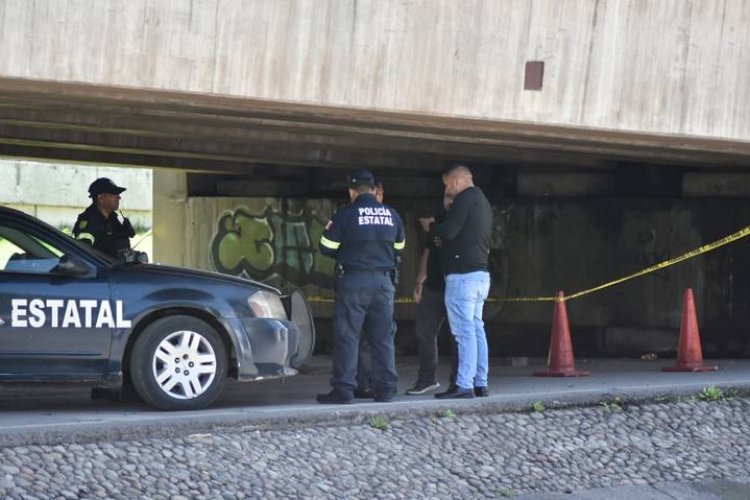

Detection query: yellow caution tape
xmin=560 ymin=223 xmax=750 ymax=302
xmin=305 ymin=297 xmax=415 ymax=304
xmin=306 ymin=224 xmax=750 ymax=305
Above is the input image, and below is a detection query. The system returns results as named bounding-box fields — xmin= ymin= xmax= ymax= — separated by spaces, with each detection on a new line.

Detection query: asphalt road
xmin=2 ymin=356 xmax=750 ymax=448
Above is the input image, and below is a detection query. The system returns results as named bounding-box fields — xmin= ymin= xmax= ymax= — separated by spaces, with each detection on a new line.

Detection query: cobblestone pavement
xmin=1 ymin=397 xmax=749 ymax=499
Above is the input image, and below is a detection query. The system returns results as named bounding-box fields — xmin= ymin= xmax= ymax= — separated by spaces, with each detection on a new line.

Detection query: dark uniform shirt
xmin=432 ymin=186 xmax=492 ymax=275
xmin=319 ymin=193 xmax=405 ymax=271
xmin=73 ymin=204 xmax=135 ymax=258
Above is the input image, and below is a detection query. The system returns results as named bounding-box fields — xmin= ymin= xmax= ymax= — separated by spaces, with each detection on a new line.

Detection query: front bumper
xmin=231 ymin=289 xmax=315 ymax=381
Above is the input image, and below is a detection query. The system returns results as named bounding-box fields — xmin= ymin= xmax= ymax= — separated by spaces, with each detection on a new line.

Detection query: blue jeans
xmin=445 ymin=271 xmax=490 ymax=389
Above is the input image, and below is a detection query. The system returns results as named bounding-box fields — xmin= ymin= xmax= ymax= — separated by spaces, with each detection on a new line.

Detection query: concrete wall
xmin=1 ymin=0 xmax=747 ymax=140
xmin=158 ymin=190 xmax=750 ymax=355
xmin=0 ymin=159 xmax=152 ymax=228
xmin=152 ymin=169 xmax=186 ymax=266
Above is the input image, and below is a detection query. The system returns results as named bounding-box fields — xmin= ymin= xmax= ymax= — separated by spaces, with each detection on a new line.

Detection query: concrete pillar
xmin=153 ymin=169 xmax=187 ymax=267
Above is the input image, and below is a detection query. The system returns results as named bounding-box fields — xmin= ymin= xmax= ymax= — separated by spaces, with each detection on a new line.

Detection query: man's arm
xmin=73 ymin=217 xmax=96 ymax=246
xmin=431 ymin=194 xmax=471 ymax=241
xmin=393 ymin=213 xmax=406 ymax=256
xmin=413 ymin=248 xmax=429 ymax=303
xmin=119 ymin=213 xmax=136 ymax=238
xmin=319 ymin=212 xmax=343 ymax=258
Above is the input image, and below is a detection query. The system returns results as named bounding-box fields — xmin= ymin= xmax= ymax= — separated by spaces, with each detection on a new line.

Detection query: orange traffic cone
xmin=663 ymin=288 xmax=718 ymax=372
xmin=534 ymin=291 xmax=591 ymax=377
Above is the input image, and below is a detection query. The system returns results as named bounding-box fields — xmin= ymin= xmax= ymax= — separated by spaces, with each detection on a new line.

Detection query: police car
xmin=0 ymin=206 xmax=315 ymax=410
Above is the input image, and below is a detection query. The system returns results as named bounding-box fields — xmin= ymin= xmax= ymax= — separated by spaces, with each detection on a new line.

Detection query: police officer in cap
xmin=73 ymin=178 xmax=135 ymax=258
xmin=317 ymin=169 xmax=405 ymax=404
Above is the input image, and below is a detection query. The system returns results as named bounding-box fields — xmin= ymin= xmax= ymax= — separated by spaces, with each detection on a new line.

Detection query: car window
xmin=0 ymin=224 xmax=65 ymax=274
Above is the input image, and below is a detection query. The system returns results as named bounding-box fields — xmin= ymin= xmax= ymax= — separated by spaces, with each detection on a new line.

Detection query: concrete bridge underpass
xmin=2 ymin=0 xmax=750 ymax=357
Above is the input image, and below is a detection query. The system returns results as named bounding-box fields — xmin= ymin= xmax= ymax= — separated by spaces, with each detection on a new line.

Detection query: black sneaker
xmin=405 ymin=381 xmax=441 ymax=395
xmin=353 ymin=387 xmax=375 ymax=399
xmin=434 ymin=384 xmax=457 ymax=398
xmin=474 ymin=386 xmax=489 ymax=397
xmin=316 ymin=390 xmax=353 ymax=404
xmin=434 ymin=386 xmax=474 ymax=399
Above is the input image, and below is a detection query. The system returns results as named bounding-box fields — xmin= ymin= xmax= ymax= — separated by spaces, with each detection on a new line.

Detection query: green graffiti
xmin=216 ymin=213 xmax=274 ymax=275
xmin=210 ymin=206 xmax=334 ymax=288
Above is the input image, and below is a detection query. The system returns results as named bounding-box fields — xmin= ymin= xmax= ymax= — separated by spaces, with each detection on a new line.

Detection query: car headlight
xmin=248 ymin=291 xmax=287 ymax=319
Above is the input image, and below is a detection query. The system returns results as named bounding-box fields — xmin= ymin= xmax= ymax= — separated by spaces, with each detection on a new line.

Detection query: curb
xmin=2 ymin=380 xmax=749 ymax=449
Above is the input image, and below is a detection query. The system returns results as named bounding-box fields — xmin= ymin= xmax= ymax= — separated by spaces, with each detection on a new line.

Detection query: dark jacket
xmin=73 ymin=205 xmax=135 ymax=258
xmin=422 ymin=211 xmax=447 ymax=291
xmin=319 ymin=193 xmax=405 ymax=271
xmin=431 ymin=186 xmax=492 ymax=275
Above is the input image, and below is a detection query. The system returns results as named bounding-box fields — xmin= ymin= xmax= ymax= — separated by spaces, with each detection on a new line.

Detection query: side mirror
xmin=54 ymin=254 xmax=91 ymax=277
xmin=118 ymin=248 xmax=149 ymax=265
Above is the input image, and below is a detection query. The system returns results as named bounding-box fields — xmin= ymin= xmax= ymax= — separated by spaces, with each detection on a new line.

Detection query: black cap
xmin=346 ymin=169 xmax=375 ymax=189
xmin=88 ymin=177 xmax=126 ymax=197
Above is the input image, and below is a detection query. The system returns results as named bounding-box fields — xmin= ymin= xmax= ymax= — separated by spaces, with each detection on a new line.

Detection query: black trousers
xmin=331 ymin=272 xmax=398 ymax=398
xmin=356 ymin=320 xmax=397 ymax=390
xmin=415 ymin=286 xmax=457 ymax=386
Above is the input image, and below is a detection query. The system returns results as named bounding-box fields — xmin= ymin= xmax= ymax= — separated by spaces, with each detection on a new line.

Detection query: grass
xmin=497 ymin=487 xmax=516 ymax=498
xmin=698 ymin=385 xmax=724 ymax=402
xmin=531 ymin=401 xmax=545 ymax=413
xmin=600 ymin=396 xmax=623 ymax=412
xmin=430 ymin=408 xmax=456 ymax=425
xmin=368 ymin=415 xmax=390 ymax=431
xmin=437 ymin=408 xmax=455 ymax=419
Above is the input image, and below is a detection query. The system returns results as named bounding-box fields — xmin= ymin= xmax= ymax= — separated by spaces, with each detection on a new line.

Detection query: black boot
xmin=353 ymin=387 xmax=375 ymax=399
xmin=434 ymin=385 xmax=474 ymax=399
xmin=316 ymin=390 xmax=353 ymax=404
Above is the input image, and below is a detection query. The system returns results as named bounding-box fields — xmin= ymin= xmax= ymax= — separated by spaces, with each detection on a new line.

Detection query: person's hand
xmin=418 ymin=217 xmax=435 ymax=232
xmin=413 ymin=282 xmax=424 ymax=303
xmin=121 ymin=216 xmax=136 ymax=238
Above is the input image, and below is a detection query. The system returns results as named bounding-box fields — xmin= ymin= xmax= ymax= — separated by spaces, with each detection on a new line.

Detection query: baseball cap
xmin=346 ymin=169 xmax=375 ymax=189
xmin=88 ymin=177 xmax=127 ymax=197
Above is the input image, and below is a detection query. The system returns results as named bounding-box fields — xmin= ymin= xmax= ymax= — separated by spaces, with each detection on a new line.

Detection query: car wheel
xmin=130 ymin=315 xmax=228 ymax=411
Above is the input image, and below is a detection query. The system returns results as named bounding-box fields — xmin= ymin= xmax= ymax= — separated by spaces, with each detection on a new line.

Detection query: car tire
xmin=130 ymin=315 xmax=228 ymax=411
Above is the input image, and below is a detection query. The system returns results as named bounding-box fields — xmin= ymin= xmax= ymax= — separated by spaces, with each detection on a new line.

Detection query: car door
xmin=0 ymin=216 xmax=113 ymax=381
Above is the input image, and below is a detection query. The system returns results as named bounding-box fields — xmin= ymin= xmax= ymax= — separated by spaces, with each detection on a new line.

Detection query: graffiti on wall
xmin=207 ymin=201 xmax=509 ymax=297
xmin=209 ymin=205 xmax=335 ymax=289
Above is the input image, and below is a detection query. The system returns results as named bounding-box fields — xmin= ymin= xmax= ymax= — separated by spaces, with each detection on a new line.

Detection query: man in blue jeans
xmin=419 ymin=165 xmax=492 ymax=399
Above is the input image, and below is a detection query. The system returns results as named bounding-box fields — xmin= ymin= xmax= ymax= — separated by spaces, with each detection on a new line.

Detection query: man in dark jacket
xmin=406 ymin=192 xmax=457 ymax=395
xmin=73 ymin=178 xmax=135 ymax=259
xmin=420 ymin=165 xmax=492 ymax=399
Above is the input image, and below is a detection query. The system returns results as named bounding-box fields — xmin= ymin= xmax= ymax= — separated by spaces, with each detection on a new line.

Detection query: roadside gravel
xmin=1 ymin=397 xmax=749 ymax=499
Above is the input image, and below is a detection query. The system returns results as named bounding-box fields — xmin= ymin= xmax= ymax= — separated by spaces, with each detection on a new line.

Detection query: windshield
xmin=66 ymin=233 xmax=119 ymax=265
xmin=0 ymin=224 xmax=65 ymax=274
xmin=0 ymin=210 xmax=117 ymax=269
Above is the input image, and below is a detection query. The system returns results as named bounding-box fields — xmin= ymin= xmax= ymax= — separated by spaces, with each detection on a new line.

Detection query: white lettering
xmin=116 ymin=301 xmax=131 ymax=328
xmin=11 ymin=299 xmax=27 ymax=327
xmin=95 ymin=301 xmax=115 ymax=328
xmin=357 ymin=214 xmax=395 ymax=226
xmin=5 ymin=299 xmax=131 ymax=329
xmin=61 ymin=301 xmax=81 ymax=328
xmin=28 ymin=299 xmax=46 ymax=328
xmin=357 ymin=207 xmax=393 ymax=217
xmin=80 ymin=300 xmax=98 ymax=329
xmin=47 ymin=300 xmax=64 ymax=328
